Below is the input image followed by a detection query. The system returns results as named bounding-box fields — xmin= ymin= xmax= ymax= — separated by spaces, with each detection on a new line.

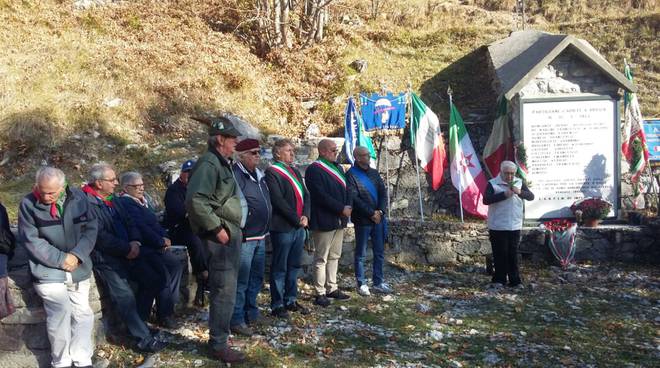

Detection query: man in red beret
xmin=231 ymin=139 xmax=272 ymax=336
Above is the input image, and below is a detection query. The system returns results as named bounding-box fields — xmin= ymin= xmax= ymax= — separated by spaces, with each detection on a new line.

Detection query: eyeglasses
xmin=247 ymin=150 xmax=261 ymax=156
xmin=99 ymin=178 xmax=118 ymax=183
xmin=126 ymin=183 xmax=145 ymax=189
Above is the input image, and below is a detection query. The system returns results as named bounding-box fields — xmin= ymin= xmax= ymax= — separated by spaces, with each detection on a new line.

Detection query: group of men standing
xmin=13 ymin=115 xmax=392 ymax=366
xmin=184 ymin=117 xmax=392 ymax=363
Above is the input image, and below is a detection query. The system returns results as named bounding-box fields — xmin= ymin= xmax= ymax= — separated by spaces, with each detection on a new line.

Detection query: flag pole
xmin=448 ymin=85 xmax=464 ymax=223
xmin=380 ymin=82 xmax=392 ymax=220
xmin=408 ymin=84 xmax=425 ymax=222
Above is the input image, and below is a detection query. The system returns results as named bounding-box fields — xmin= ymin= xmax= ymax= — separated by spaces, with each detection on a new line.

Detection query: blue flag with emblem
xmin=360 ymin=92 xmax=407 ymax=131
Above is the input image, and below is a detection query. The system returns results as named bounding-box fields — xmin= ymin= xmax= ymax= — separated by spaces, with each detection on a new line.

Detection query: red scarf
xmin=82 ymin=184 xmax=113 ymax=207
xmin=32 ymin=189 xmax=60 ymax=219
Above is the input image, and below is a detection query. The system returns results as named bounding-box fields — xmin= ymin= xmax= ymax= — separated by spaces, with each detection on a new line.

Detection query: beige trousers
xmin=312 ymin=229 xmax=344 ymax=295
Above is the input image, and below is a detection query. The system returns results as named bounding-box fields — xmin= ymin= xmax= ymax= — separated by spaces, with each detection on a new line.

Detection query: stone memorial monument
xmin=487 ymin=30 xmax=637 ymax=219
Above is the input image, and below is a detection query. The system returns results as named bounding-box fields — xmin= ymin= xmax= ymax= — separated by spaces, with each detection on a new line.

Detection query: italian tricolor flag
xmin=622 ymin=61 xmax=649 ymax=183
xmin=483 ymin=96 xmax=513 ymax=178
xmin=411 ymin=93 xmax=447 ymax=190
xmin=449 ymin=100 xmax=488 ymax=219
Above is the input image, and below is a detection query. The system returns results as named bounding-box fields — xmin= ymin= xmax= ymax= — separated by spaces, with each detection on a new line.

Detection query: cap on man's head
xmin=236 ymin=138 xmax=260 ymax=153
xmin=181 ymin=160 xmax=196 ymax=172
xmin=208 ymin=116 xmax=241 ymax=137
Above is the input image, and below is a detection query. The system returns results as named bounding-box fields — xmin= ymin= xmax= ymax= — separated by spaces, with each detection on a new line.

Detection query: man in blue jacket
xmin=231 ymin=139 xmax=271 ymax=336
xmin=83 ymin=163 xmax=166 ymax=353
xmin=18 ymin=166 xmax=98 ymax=368
xmin=164 ymin=159 xmax=208 ymax=307
xmin=347 ymin=146 xmax=392 ymax=296
xmin=306 ymin=139 xmax=352 ymax=307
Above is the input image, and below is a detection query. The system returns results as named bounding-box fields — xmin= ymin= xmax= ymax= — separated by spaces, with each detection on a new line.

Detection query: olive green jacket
xmin=185 ymin=146 xmax=244 ymax=240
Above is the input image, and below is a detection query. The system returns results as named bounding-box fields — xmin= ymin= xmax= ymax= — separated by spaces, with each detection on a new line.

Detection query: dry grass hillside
xmin=0 ymin=0 xmax=658 ymax=217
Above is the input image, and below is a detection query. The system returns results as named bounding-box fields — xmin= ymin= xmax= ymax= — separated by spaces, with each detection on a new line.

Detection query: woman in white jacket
xmin=483 ymin=161 xmax=534 ymax=288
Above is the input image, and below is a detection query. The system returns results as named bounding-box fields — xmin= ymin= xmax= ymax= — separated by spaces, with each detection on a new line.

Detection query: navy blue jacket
xmin=233 ymin=162 xmax=271 ymax=241
xmin=163 ymin=179 xmax=191 ymax=235
xmin=346 ymin=165 xmax=387 ymax=226
xmin=0 ymin=202 xmax=15 ymax=258
xmin=87 ymin=193 xmax=141 ymax=265
xmin=266 ymin=163 xmax=311 ymax=233
xmin=305 ymin=160 xmax=350 ymax=231
xmin=115 ymin=196 xmax=166 ymax=250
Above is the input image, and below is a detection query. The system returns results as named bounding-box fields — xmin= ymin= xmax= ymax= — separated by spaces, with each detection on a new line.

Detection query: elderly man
xmin=266 ymin=138 xmax=311 ymax=318
xmin=186 ymin=117 xmax=246 ymax=364
xmin=83 ymin=163 xmax=166 ymax=352
xmin=117 ymin=171 xmax=183 ymax=328
xmin=306 ymin=139 xmax=352 ymax=307
xmin=231 ymin=138 xmax=271 ymax=336
xmin=347 ymin=146 xmax=391 ymax=296
xmin=164 ymin=159 xmax=209 ymax=307
xmin=18 ymin=167 xmax=98 ymax=368
xmin=483 ymin=160 xmax=534 ymax=289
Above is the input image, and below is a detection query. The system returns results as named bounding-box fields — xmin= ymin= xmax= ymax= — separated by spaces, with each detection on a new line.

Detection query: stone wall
xmin=385 ymin=219 xmax=660 ymax=266
xmin=0 ymin=238 xmax=106 ymax=368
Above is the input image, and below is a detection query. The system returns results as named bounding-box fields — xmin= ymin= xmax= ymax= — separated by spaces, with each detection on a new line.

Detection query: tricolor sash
xmin=313 ymin=158 xmax=346 ymax=188
xmin=271 ymin=162 xmax=305 ymax=217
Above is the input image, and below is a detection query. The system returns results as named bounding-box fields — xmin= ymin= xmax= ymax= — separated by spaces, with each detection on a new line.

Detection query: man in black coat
xmin=265 ymin=138 xmax=311 ymax=318
xmin=306 ymin=139 xmax=352 ymax=307
xmin=83 ymin=163 xmax=166 ymax=353
xmin=0 ymin=201 xmax=16 ymax=319
xmin=164 ymin=159 xmax=208 ymax=307
xmin=346 ymin=146 xmax=392 ymax=296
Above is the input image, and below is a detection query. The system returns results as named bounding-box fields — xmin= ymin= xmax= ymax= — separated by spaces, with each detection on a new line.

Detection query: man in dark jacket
xmin=117 ymin=171 xmax=181 ymax=329
xmin=83 ymin=163 xmax=166 ymax=353
xmin=185 ymin=117 xmax=246 ymax=364
xmin=230 ymin=138 xmax=271 ymax=336
xmin=306 ymin=139 xmax=352 ymax=307
xmin=266 ymin=138 xmax=311 ymax=318
xmin=347 ymin=146 xmax=392 ymax=297
xmin=164 ymin=159 xmax=208 ymax=307
xmin=18 ymin=166 xmax=98 ymax=368
xmin=0 ymin=200 xmax=16 ymax=319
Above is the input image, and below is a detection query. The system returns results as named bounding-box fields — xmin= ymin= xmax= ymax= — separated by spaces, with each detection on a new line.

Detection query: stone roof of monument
xmin=488 ymin=30 xmax=636 ymax=100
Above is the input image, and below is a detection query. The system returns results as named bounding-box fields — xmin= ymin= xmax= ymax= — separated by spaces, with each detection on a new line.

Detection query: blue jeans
xmin=269 ymin=228 xmax=305 ymax=309
xmin=354 ymin=223 xmax=385 ymax=287
xmin=231 ymin=239 xmax=266 ymax=326
xmin=93 ymin=258 xmax=151 ymax=342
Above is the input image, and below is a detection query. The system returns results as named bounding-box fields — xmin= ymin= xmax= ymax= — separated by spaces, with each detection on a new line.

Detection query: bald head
xmin=318 ymin=139 xmax=339 ymax=162
xmin=353 ymin=146 xmax=371 ymax=169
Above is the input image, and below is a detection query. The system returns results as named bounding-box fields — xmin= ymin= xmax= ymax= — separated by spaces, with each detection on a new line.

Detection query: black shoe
xmin=271 ymin=306 xmax=289 ymax=319
xmin=230 ymin=323 xmax=254 ymax=336
xmin=327 ymin=289 xmax=351 ymax=300
xmin=137 ymin=337 xmax=167 ymax=353
xmin=314 ymin=295 xmax=331 ymax=307
xmin=285 ymin=301 xmax=310 ymax=315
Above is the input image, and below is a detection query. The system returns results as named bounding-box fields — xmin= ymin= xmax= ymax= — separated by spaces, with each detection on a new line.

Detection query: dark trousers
xmin=231 ymin=239 xmax=266 ymax=326
xmin=489 ymin=230 xmax=522 ymax=286
xmin=157 ymin=250 xmax=185 ymax=313
xmin=93 ymin=259 xmax=151 ymax=343
xmin=131 ymin=251 xmax=170 ymax=322
xmin=206 ymin=233 xmax=242 ymax=352
xmin=269 ymin=228 xmax=305 ymax=309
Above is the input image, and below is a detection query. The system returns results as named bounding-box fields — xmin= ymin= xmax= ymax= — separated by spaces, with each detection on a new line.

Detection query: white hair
xmin=88 ymin=162 xmax=113 ymax=183
xmin=35 ymin=166 xmax=66 ymax=187
xmin=119 ymin=171 xmax=142 ymax=188
xmin=500 ymin=160 xmax=517 ymax=172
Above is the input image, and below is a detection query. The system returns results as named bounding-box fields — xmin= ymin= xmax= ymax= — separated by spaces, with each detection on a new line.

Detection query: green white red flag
xmin=483 ymin=96 xmax=513 ymax=178
xmin=449 ymin=100 xmax=488 ymax=218
xmin=622 ymin=61 xmax=649 ymax=182
xmin=411 ymin=93 xmax=447 ymax=190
